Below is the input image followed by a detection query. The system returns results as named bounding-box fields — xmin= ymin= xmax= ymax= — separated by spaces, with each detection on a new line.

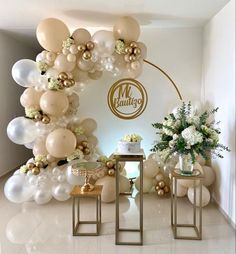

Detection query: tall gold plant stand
xmin=170 ymin=169 xmax=203 ymax=240
xmin=114 ymin=150 xmax=146 ymax=245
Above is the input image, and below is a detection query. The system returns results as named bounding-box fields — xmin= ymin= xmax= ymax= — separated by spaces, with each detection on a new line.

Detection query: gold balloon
xmin=157 ymin=189 xmax=165 ymax=196
xmin=35 ymin=161 xmax=44 ymax=168
xmin=81 ymin=141 xmax=89 ymax=148
xmin=82 ymin=50 xmax=92 ymax=60
xmin=129 ymin=54 xmax=136 ymax=62
xmin=58 ymin=72 xmax=68 ymax=80
xmin=164 ymin=186 xmax=170 ymax=193
xmin=108 ymin=169 xmax=115 ymax=176
xmin=27 ymin=163 xmax=35 ymax=170
xmin=83 ymin=147 xmax=90 ymax=155
xmin=78 ymin=145 xmax=84 ymax=151
xmin=86 ymin=41 xmax=95 ymax=50
xmin=69 ymin=79 xmax=75 ymax=86
xmin=133 ymin=47 xmax=141 ymax=55
xmin=125 ymin=46 xmax=133 ymax=54
xmin=130 ymin=41 xmax=138 ymax=48
xmin=155 ymin=185 xmax=160 ymax=191
xmin=34 ymin=113 xmax=42 ymax=121
xmin=77 ymin=44 xmax=86 ymax=52
xmin=106 ymin=160 xmax=114 ymax=169
xmin=63 ymin=79 xmax=73 ymax=88
xmin=42 ymin=115 xmax=50 ymax=124
xmin=158 ymin=181 xmax=165 ymax=188
xmin=32 ymin=167 xmax=40 ymax=175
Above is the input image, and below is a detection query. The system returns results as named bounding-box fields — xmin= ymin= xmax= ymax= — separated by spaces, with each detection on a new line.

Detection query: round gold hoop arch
xmin=144 ymin=59 xmax=183 ymax=100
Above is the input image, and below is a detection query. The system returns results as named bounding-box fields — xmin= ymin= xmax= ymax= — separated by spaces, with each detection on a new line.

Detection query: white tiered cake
xmin=117 ymin=134 xmax=142 ymax=153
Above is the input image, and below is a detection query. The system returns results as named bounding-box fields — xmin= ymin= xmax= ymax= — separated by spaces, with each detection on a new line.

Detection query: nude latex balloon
xmin=40 ymin=91 xmax=69 ymax=116
xmin=72 ymin=28 xmax=91 ymax=44
xmin=54 ymin=54 xmax=76 ymax=72
xmin=46 ymin=128 xmax=76 ymax=158
xmin=80 ymin=118 xmax=97 ymax=136
xmin=33 ymin=137 xmax=48 ymax=156
xmin=20 ymin=87 xmax=43 ymax=109
xmin=36 ymin=18 xmax=70 ymax=52
xmin=113 ymin=16 xmax=140 ymax=42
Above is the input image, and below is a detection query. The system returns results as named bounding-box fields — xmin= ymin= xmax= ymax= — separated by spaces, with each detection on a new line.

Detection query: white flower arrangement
xmin=25 ymin=108 xmax=40 ymax=119
xmin=151 ymin=102 xmax=230 ymax=163
xmin=122 ymin=133 xmax=142 ymax=142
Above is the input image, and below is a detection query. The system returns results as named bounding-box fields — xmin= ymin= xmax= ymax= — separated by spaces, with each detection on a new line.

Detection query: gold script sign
xmin=107 ymin=78 xmax=148 ymax=120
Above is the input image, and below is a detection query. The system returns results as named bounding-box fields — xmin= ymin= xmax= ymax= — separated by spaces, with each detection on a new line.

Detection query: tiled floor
xmin=0 ymin=173 xmax=235 ymax=254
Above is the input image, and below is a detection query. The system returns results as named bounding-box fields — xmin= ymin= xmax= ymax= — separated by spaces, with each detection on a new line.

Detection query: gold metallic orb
xmin=155 ymin=185 xmax=160 ymax=191
xmin=63 ymin=79 xmax=73 ymax=88
xmin=34 ymin=113 xmax=42 ymax=121
xmin=158 ymin=180 xmax=165 ymax=188
xmin=77 ymin=44 xmax=86 ymax=52
xmin=124 ymin=46 xmax=133 ymax=54
xmin=42 ymin=115 xmax=50 ymax=124
xmin=133 ymin=47 xmax=141 ymax=55
xmin=32 ymin=167 xmax=40 ymax=175
xmin=130 ymin=41 xmax=138 ymax=48
xmin=164 ymin=186 xmax=170 ymax=193
xmin=106 ymin=160 xmax=114 ymax=169
xmin=83 ymin=147 xmax=90 ymax=155
xmin=35 ymin=161 xmax=44 ymax=168
xmin=27 ymin=162 xmax=35 ymax=170
xmin=108 ymin=168 xmax=115 ymax=176
xmin=78 ymin=145 xmax=84 ymax=151
xmin=157 ymin=189 xmax=165 ymax=196
xmin=69 ymin=79 xmax=75 ymax=86
xmin=81 ymin=141 xmax=89 ymax=148
xmin=82 ymin=50 xmax=92 ymax=60
xmin=86 ymin=41 xmax=95 ymax=50
xmin=58 ymin=72 xmax=68 ymax=81
xmin=129 ymin=54 xmax=136 ymax=62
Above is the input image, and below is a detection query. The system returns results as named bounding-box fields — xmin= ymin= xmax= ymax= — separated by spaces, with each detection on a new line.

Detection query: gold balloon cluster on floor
xmin=26 ymin=160 xmax=48 ymax=175
xmin=77 ymin=140 xmax=91 ymax=156
xmin=155 ymin=180 xmax=170 ymax=197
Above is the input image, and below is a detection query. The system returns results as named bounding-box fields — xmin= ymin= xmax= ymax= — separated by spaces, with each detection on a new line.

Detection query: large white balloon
xmin=96 ymin=176 xmax=116 ymax=203
xmin=119 ymin=175 xmax=130 ymax=193
xmin=135 ymin=176 xmax=153 ymax=193
xmin=52 ymin=183 xmax=72 ymax=201
xmin=187 ymin=185 xmax=211 ymax=207
xmin=4 ymin=175 xmax=35 ymax=203
xmin=12 ymin=59 xmax=40 ymax=87
xmin=143 ymin=159 xmax=160 ymax=178
xmin=202 ymin=166 xmax=215 ymax=186
xmin=34 ymin=188 xmax=52 ymax=205
xmin=7 ymin=117 xmax=38 ymax=145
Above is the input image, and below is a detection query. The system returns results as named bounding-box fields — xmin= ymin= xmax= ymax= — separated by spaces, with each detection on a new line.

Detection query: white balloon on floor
xmin=202 ymin=166 xmax=215 ymax=186
xmin=34 ymin=188 xmax=52 ymax=205
xmin=187 ymin=185 xmax=211 ymax=207
xmin=96 ymin=176 xmax=116 ymax=203
xmin=119 ymin=175 xmax=130 ymax=193
xmin=143 ymin=159 xmax=160 ymax=178
xmin=135 ymin=176 xmax=153 ymax=193
xmin=52 ymin=183 xmax=72 ymax=201
xmin=172 ymin=181 xmax=188 ymax=197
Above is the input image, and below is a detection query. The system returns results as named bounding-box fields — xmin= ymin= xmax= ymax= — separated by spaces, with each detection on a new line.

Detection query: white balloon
xmin=202 ymin=166 xmax=215 ymax=186
xmin=34 ymin=188 xmax=52 ymax=205
xmin=12 ymin=59 xmax=40 ymax=87
xmin=172 ymin=181 xmax=188 ymax=197
xmin=4 ymin=175 xmax=35 ymax=203
xmin=135 ymin=176 xmax=153 ymax=193
xmin=143 ymin=159 xmax=160 ymax=178
xmin=52 ymin=183 xmax=72 ymax=201
xmin=96 ymin=176 xmax=116 ymax=203
xmin=7 ymin=117 xmax=38 ymax=145
xmin=155 ymin=173 xmax=164 ymax=182
xmin=24 ymin=141 xmax=35 ymax=149
xmin=119 ymin=175 xmax=130 ymax=193
xmin=187 ymin=185 xmax=211 ymax=207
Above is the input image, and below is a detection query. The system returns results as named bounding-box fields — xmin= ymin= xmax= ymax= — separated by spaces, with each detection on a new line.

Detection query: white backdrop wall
xmin=78 ymin=27 xmax=203 ymax=156
xmin=0 ymin=31 xmax=36 ymax=176
xmin=202 ymin=0 xmax=235 ymax=226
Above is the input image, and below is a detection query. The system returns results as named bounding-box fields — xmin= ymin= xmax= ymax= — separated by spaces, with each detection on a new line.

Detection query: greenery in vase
xmin=151 ymin=102 xmax=230 ymax=163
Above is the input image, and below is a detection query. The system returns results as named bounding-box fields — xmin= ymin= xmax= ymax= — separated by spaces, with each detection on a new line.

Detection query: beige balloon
xmin=143 ymin=159 xmax=160 ymax=178
xmin=80 ymin=118 xmax=97 ymax=136
xmin=76 ymin=134 xmax=88 ymax=144
xmin=77 ymin=58 xmax=94 ymax=72
xmin=119 ymin=175 xmax=130 ymax=193
xmin=36 ymin=18 xmax=70 ymax=52
xmin=72 ymin=68 xmax=89 ymax=82
xmin=187 ymin=185 xmax=211 ymax=207
xmin=95 ymin=176 xmax=116 ymax=203
xmin=33 ymin=137 xmax=48 ymax=156
xmin=88 ymin=71 xmax=103 ymax=80
xmin=202 ymin=166 xmax=215 ymax=186
xmin=40 ymin=91 xmax=69 ymax=116
xmin=137 ymin=42 xmax=147 ymax=59
xmin=113 ymin=16 xmax=140 ymax=42
xmin=87 ymin=135 xmax=98 ymax=147
xmin=172 ymin=181 xmax=188 ymax=197
xmin=54 ymin=54 xmax=76 ymax=72
xmin=20 ymin=87 xmax=43 ymax=109
xmin=46 ymin=128 xmax=77 ymax=158
xmin=135 ymin=176 xmax=153 ymax=193
xmin=72 ymin=28 xmax=91 ymax=44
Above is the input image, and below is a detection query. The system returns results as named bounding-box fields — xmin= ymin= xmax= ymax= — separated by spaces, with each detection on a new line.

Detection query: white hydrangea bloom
xmin=181 ymin=125 xmax=203 ymax=146
xmin=187 ymin=116 xmax=200 ymax=126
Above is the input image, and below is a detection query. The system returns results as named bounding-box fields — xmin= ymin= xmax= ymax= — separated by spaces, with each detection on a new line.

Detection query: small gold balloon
xmin=69 ymin=79 xmax=75 ymax=86
xmin=158 ymin=181 xmax=165 ymax=188
xmin=32 ymin=167 xmax=40 ymax=175
xmin=129 ymin=54 xmax=136 ymax=62
xmin=81 ymin=141 xmax=89 ymax=148
xmin=133 ymin=47 xmax=141 ymax=55
xmin=164 ymin=186 xmax=170 ymax=193
xmin=157 ymin=189 xmax=165 ymax=196
xmin=78 ymin=145 xmax=84 ymax=151
xmin=106 ymin=160 xmax=114 ymax=169
xmin=82 ymin=50 xmax=92 ymax=60
xmin=124 ymin=46 xmax=133 ymax=54
xmin=130 ymin=41 xmax=138 ymax=48
xmin=86 ymin=41 xmax=95 ymax=50
xmin=83 ymin=147 xmax=90 ymax=155
xmin=155 ymin=185 xmax=160 ymax=191
xmin=27 ymin=162 xmax=35 ymax=170
xmin=35 ymin=161 xmax=44 ymax=168
xmin=63 ymin=79 xmax=73 ymax=88
xmin=77 ymin=44 xmax=86 ymax=52
xmin=42 ymin=115 xmax=50 ymax=124
xmin=108 ymin=168 xmax=115 ymax=176
xmin=34 ymin=113 xmax=42 ymax=121
xmin=58 ymin=72 xmax=68 ymax=81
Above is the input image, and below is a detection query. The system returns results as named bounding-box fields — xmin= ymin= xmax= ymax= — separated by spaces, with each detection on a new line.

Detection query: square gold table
xmin=70 ymin=185 xmax=103 ymax=236
xmin=170 ymin=169 xmax=203 ymax=240
xmin=114 ymin=150 xmax=146 ymax=245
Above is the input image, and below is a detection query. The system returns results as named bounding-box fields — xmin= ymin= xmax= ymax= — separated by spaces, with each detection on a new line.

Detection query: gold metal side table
xmin=70 ymin=185 xmax=103 ymax=236
xmin=114 ymin=150 xmax=146 ymax=245
xmin=170 ymin=169 xmax=203 ymax=240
